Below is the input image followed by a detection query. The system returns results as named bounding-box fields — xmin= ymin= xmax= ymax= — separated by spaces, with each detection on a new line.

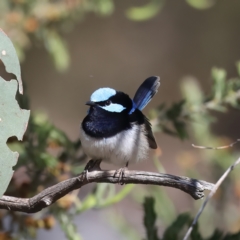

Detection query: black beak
xmin=86 ymin=101 xmax=96 ymax=106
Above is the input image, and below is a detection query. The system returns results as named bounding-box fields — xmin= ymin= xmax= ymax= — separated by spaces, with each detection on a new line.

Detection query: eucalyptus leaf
xmin=44 ymin=30 xmax=70 ymax=72
xmin=0 ymin=29 xmax=23 ymax=93
xmin=126 ymin=0 xmax=164 ymax=21
xmin=0 ymin=29 xmax=30 ymax=197
xmin=186 ymin=0 xmax=216 ymax=10
xmin=0 ymin=78 xmax=30 ymax=196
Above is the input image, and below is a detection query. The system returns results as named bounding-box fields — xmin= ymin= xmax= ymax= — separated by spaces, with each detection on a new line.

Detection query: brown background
xmin=15 ymin=0 xmax=240 ymax=239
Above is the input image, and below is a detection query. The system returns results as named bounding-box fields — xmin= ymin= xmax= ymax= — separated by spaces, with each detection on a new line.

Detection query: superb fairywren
xmin=80 ymin=76 xmax=160 ymax=179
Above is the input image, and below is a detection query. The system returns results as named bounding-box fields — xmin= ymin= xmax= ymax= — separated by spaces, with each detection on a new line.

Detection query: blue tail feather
xmin=133 ymin=76 xmax=160 ymax=110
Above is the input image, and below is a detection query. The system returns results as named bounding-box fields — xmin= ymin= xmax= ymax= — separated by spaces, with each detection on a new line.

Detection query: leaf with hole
xmin=0 ymin=29 xmax=30 ymax=197
xmin=0 ymin=29 xmax=23 ymax=94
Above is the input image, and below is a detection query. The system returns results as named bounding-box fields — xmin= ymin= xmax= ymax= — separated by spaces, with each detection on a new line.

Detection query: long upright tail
xmin=133 ymin=76 xmax=160 ymax=110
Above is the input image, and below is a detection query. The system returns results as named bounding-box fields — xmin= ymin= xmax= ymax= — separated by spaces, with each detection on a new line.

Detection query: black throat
xmin=82 ymin=106 xmax=131 ymax=138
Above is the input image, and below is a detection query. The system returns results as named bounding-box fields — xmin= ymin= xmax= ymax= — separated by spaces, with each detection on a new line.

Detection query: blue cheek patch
xmin=100 ymin=103 xmax=126 ymax=113
xmin=90 ymin=88 xmax=116 ymax=102
xmin=129 ymin=100 xmax=137 ymax=114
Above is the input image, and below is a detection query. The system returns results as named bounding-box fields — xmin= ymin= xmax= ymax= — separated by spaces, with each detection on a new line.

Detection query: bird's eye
xmin=105 ymin=100 xmax=111 ymax=106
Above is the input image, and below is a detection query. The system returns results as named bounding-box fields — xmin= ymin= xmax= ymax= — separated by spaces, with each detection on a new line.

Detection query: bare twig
xmin=183 ymin=156 xmax=240 ymax=240
xmin=192 ymin=139 xmax=240 ymax=150
xmin=0 ymin=169 xmax=214 ymax=213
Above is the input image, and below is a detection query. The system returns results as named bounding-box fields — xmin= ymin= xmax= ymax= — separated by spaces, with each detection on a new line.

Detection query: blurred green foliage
xmin=151 ymin=66 xmax=240 ymax=139
xmin=143 ymin=197 xmax=159 ymax=240
xmin=0 ymin=0 xmax=115 ymax=71
xmin=147 ymin=64 xmax=240 ymax=238
xmin=126 ymin=0 xmax=165 ymax=22
xmin=185 ymin=0 xmax=217 ymax=10
xmin=0 ymin=0 xmax=218 ymax=71
xmin=1 ymin=1 xmax=240 ymax=240
xmin=143 ymin=197 xmax=240 ymax=240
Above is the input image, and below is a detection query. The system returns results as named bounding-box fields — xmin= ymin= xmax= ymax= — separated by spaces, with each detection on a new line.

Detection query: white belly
xmin=80 ymin=124 xmax=149 ymax=166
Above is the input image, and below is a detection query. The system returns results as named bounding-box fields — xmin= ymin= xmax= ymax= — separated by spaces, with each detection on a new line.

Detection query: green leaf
xmin=181 ymin=77 xmax=204 ymax=113
xmin=163 ymin=213 xmax=191 ymax=240
xmin=96 ymin=0 xmax=114 ymax=16
xmin=190 ymin=222 xmax=203 ymax=240
xmin=75 ymin=194 xmax=97 ymax=213
xmin=207 ymin=230 xmax=223 ymax=240
xmin=126 ymin=0 xmax=165 ymax=21
xmin=0 ymin=29 xmax=23 ymax=94
xmin=0 ymin=29 xmax=30 ymax=197
xmin=44 ymin=30 xmax=70 ymax=72
xmin=186 ymin=0 xmax=217 ymax=10
xmin=57 ymin=210 xmax=82 ymax=240
xmin=236 ymin=60 xmax=240 ymax=77
xmin=143 ymin=197 xmax=160 ymax=240
xmin=40 ymin=152 xmax=58 ymax=168
xmin=223 ymin=231 xmax=240 ymax=240
xmin=173 ymin=120 xmax=188 ymax=140
xmin=95 ymin=183 xmax=111 ymax=205
xmin=166 ymin=100 xmax=185 ymax=120
xmin=99 ymin=184 xmax=134 ymax=207
xmin=211 ymin=67 xmax=227 ymax=102
xmin=159 ymin=100 xmax=188 ymax=139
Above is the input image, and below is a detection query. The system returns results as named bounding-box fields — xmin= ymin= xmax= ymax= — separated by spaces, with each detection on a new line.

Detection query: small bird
xmin=80 ymin=76 xmax=160 ymax=180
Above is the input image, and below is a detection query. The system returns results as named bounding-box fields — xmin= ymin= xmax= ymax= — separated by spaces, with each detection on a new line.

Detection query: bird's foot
xmin=84 ymin=159 xmax=102 ymax=181
xmin=114 ymin=162 xmax=129 ymax=185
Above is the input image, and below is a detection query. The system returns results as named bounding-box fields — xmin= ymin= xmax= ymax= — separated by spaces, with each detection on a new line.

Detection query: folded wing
xmin=143 ymin=117 xmax=157 ymax=149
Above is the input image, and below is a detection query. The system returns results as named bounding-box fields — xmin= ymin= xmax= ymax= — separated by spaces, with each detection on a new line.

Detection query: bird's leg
xmin=114 ymin=162 xmax=129 ymax=185
xmin=84 ymin=159 xmax=102 ymax=181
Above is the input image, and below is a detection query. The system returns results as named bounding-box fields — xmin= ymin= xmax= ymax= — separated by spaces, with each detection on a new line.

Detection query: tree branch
xmin=0 ymin=169 xmax=214 ymax=213
xmin=183 ymin=156 xmax=240 ymax=240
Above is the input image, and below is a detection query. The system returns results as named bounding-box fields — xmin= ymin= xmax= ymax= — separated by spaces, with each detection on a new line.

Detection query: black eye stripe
xmin=95 ymin=100 xmax=112 ymax=106
xmin=94 ymin=92 xmax=132 ymax=111
xmin=105 ymin=100 xmax=111 ymax=106
xmin=97 ymin=101 xmax=105 ymax=106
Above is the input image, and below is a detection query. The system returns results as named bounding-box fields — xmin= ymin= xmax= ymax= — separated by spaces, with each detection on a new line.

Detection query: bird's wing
xmin=133 ymin=76 xmax=160 ymax=110
xmin=144 ymin=116 xmax=157 ymax=149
